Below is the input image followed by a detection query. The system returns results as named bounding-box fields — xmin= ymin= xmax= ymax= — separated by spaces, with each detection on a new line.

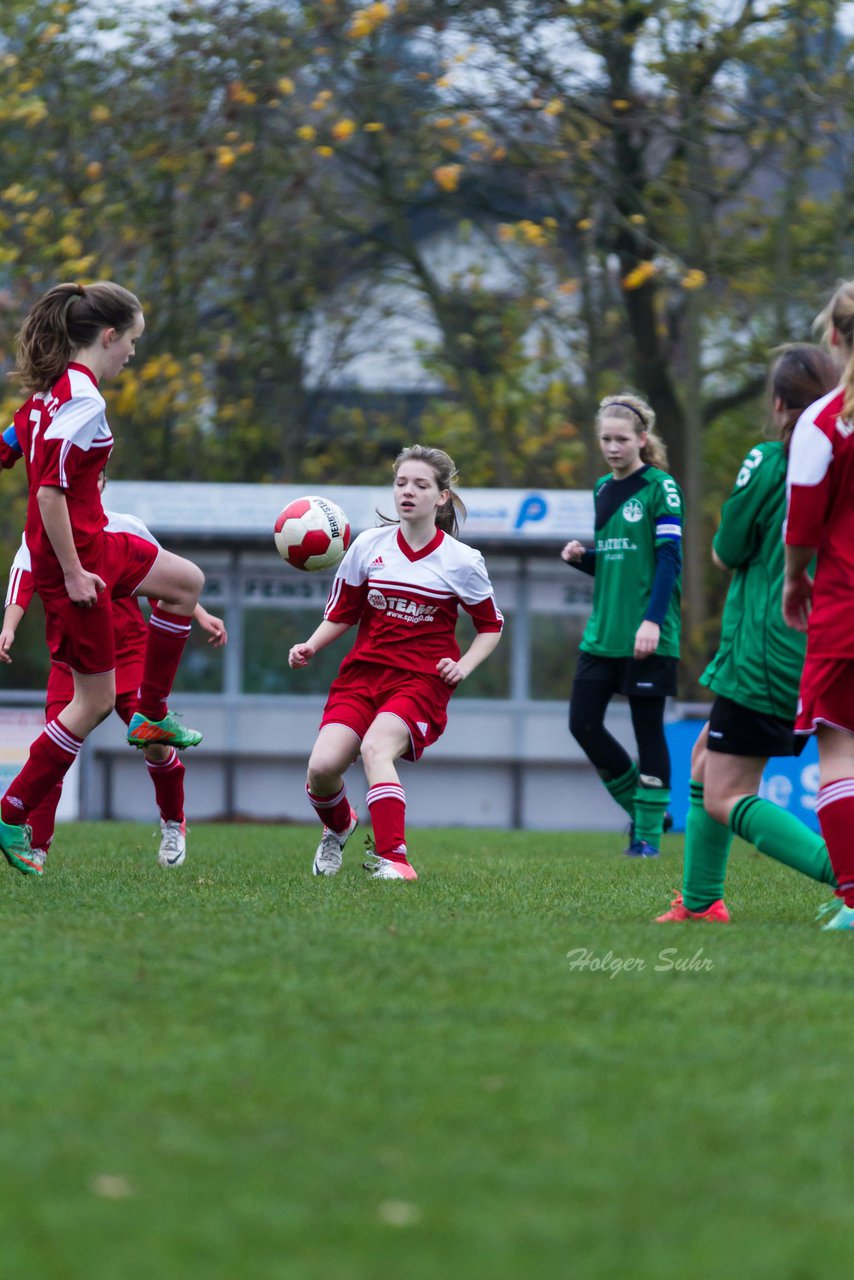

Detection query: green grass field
xmin=1 ymin=822 xmax=850 ymax=1280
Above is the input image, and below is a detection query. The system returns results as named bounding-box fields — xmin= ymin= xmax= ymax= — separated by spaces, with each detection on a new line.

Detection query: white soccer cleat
xmin=158 ymin=818 xmax=187 ymax=868
xmin=312 ymin=808 xmax=359 ymax=877
xmin=362 ymin=852 xmax=418 ymax=881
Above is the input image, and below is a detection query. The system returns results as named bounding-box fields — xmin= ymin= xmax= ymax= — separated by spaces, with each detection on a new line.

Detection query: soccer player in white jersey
xmin=288 ymin=445 xmax=504 ymax=881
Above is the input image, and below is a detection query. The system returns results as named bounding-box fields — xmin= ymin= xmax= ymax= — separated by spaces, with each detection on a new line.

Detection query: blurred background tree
xmin=0 ymin=0 xmax=851 ymax=686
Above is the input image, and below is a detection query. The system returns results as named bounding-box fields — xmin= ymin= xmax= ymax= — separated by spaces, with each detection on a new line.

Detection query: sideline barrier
xmin=665 ymin=718 xmax=820 ymax=833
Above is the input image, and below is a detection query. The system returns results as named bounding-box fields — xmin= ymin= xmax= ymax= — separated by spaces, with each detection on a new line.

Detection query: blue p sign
xmin=515 ymin=493 xmax=548 ymax=529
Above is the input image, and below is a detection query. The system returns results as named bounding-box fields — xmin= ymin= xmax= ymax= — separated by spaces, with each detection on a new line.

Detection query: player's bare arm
xmin=37 ymin=485 xmax=105 ymax=608
xmin=194 ymin=605 xmax=228 ymax=647
xmin=436 ymin=629 xmax=502 ymax=686
xmin=782 ymin=545 xmax=815 ymax=633
xmin=288 ymin=619 xmax=350 ymax=668
xmin=0 ymin=603 xmax=24 ymax=663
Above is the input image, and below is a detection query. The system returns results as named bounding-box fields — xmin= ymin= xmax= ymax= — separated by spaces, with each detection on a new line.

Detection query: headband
xmin=607 ymin=400 xmax=648 ymax=427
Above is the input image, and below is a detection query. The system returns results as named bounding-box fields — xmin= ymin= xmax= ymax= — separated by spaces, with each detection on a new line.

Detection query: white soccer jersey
xmin=325 ymin=524 xmax=503 ymax=676
xmin=103 ymin=508 xmax=160 ymax=548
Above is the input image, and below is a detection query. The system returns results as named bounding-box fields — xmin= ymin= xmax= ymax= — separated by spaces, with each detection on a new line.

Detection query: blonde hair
xmin=596 ymin=393 xmax=668 ymax=470
xmin=814 ymin=281 xmax=854 ymax=423
xmin=382 ymin=444 xmax=467 ymax=538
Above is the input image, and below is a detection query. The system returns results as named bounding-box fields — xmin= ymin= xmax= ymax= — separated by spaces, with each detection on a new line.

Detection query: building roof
xmin=106 ymin=481 xmax=594 ymax=547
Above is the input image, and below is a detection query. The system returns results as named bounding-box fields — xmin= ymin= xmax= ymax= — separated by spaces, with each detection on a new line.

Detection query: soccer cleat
xmin=127 ymin=711 xmax=202 ymax=750
xmin=626 ymin=811 xmax=674 ymax=842
xmin=0 ymin=818 xmax=40 ymax=876
xmin=312 ymin=808 xmax=359 ymax=877
xmin=158 ymin=818 xmax=187 ymax=868
xmin=362 ymin=852 xmax=418 ymax=881
xmin=655 ymin=892 xmax=731 ymax=923
xmin=820 ymin=902 xmax=854 ymax=931
xmin=624 ymin=838 xmax=660 ymax=858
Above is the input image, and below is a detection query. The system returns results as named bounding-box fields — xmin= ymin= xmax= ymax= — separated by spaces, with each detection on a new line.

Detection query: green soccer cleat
xmin=820 ymin=902 xmax=854 ymax=931
xmin=127 ymin=711 xmax=202 ymax=750
xmin=0 ymin=818 xmax=40 ymax=876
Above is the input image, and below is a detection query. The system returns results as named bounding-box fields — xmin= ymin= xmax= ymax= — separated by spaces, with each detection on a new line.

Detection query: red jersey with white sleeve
xmin=12 ymin=363 xmax=112 ymax=594
xmin=5 ymin=535 xmax=34 ymax=612
xmin=786 ymin=386 xmax=854 ymax=657
xmin=324 ymin=524 xmax=503 ymax=676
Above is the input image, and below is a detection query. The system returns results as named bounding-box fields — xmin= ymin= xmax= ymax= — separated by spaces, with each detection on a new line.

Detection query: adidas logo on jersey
xmin=416 ymin=721 xmax=428 ymax=736
xmin=368 ymin=556 xmax=385 ymax=569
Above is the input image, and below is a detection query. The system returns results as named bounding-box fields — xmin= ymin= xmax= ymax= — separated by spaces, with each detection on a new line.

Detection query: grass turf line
xmin=0 ymin=822 xmax=849 ymax=1280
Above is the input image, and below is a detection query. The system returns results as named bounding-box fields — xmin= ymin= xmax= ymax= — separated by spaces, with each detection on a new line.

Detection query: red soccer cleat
xmin=655 ymin=892 xmax=730 ymax=923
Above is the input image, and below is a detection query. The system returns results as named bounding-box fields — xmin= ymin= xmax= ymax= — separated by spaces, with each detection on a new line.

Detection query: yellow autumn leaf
xmin=622 ymin=260 xmax=657 ymax=290
xmin=331 ymin=118 xmax=357 ymax=141
xmin=277 ymin=77 xmax=295 ymax=95
xmin=433 ymin=163 xmax=463 ymax=192
xmin=296 ymin=125 xmax=316 ymax=142
xmin=681 ymin=268 xmax=707 ymax=291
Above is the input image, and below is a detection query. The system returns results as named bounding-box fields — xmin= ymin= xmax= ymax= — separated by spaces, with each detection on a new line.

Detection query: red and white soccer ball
xmin=274 ymin=495 xmax=351 ymax=572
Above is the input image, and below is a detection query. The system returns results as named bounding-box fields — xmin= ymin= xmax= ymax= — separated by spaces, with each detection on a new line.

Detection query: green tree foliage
xmin=0 ymin=0 xmax=852 ymax=684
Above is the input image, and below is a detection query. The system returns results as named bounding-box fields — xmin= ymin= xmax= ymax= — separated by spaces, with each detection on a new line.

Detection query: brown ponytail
xmin=768 ymin=344 xmax=841 ymax=452
xmin=16 ymin=281 xmax=142 ymax=393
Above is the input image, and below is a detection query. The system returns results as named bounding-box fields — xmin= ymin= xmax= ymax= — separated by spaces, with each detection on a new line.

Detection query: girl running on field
xmin=656 ymin=344 xmax=839 ymax=923
xmin=288 ymin=444 xmax=504 ymax=881
xmin=0 ymin=281 xmax=205 ymax=876
xmin=562 ymin=393 xmax=683 ymax=858
xmin=784 ymin=282 xmax=854 ymax=930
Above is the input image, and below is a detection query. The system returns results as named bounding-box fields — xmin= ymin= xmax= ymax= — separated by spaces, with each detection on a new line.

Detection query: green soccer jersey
xmin=700 ymin=441 xmax=807 ymax=720
xmin=579 ymin=464 xmax=683 ymax=659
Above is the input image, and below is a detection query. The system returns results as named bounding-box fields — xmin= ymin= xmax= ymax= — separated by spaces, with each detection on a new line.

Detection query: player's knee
xmin=568 ymin=708 xmax=597 ymax=751
xmin=306 ymin=755 xmax=339 ymax=793
xmin=175 ymin=559 xmax=204 ymax=609
xmin=90 ymin=691 xmax=115 ymax=728
xmin=704 ymin=791 xmax=731 ymax=826
xmin=187 ymin=560 xmax=205 ymax=601
xmin=359 ymin=735 xmax=394 ymax=774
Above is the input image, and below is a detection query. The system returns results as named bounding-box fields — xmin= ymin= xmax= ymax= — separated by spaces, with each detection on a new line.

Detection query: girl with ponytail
xmin=0 ymin=282 xmax=206 ymax=877
xmin=784 ymin=283 xmax=854 ymax=929
xmin=562 ymin=391 xmax=684 ymax=859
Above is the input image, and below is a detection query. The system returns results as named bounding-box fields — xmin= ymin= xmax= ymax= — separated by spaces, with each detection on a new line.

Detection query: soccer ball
xmin=274 ymin=495 xmax=351 ymax=572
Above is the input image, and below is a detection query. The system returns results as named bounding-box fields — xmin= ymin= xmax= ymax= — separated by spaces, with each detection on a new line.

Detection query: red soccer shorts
xmin=795 ymin=654 xmax=854 ymax=737
xmin=320 ymin=659 xmax=451 ymax=761
xmin=40 ymin=532 xmax=157 ymax=676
